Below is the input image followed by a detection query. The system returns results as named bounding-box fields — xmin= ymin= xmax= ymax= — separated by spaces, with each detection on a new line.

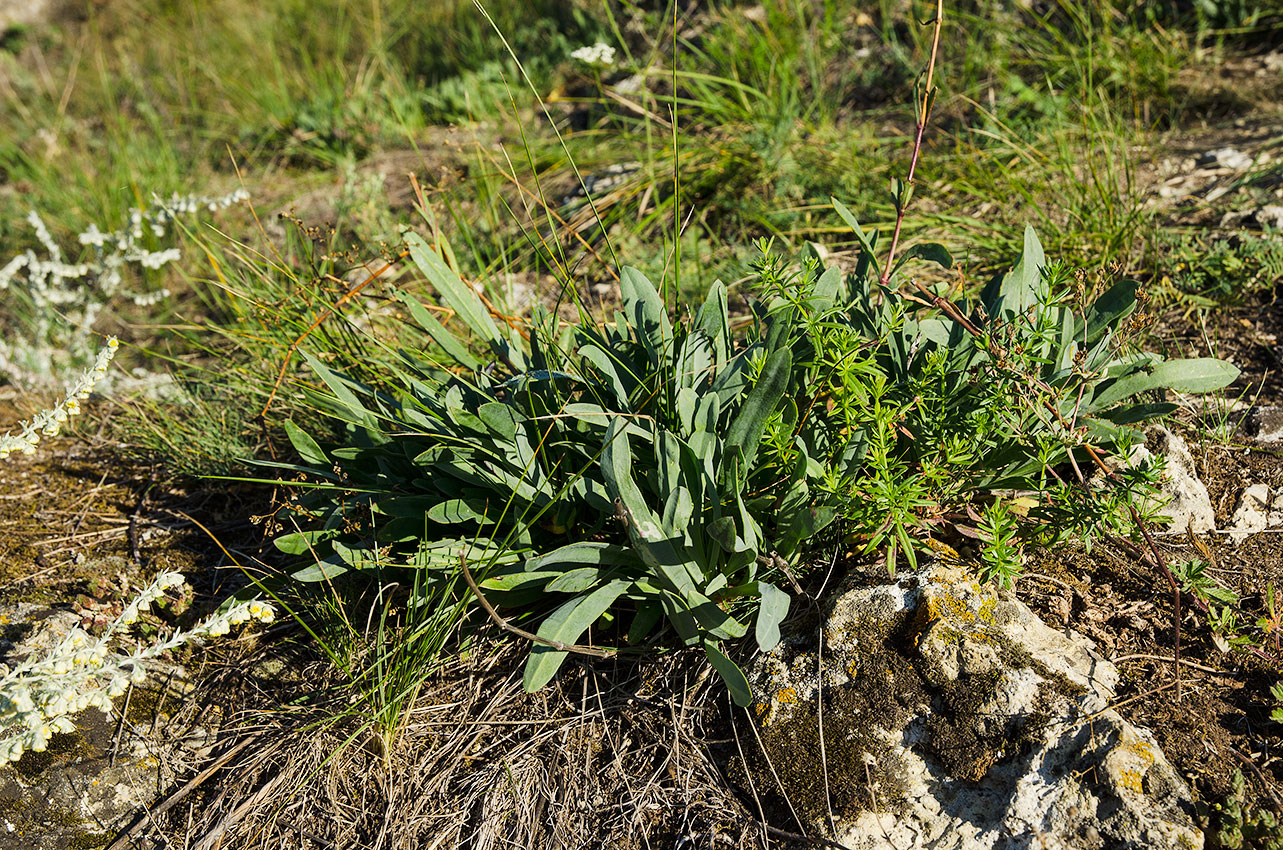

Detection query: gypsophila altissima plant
xmin=0 ymin=571 xmax=274 ymax=764
xmin=0 ymin=336 xmax=118 ymax=460
xmin=0 ymin=189 xmax=249 ymax=383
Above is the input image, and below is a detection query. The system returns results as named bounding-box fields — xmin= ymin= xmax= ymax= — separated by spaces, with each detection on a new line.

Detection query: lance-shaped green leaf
xmin=711 ymin=345 xmax=759 ymax=407
xmin=301 ymin=351 xmax=376 ymax=429
xmin=627 ymin=602 xmax=664 ymax=644
xmin=810 ymin=265 xmax=842 ymax=311
xmin=721 ymin=347 xmax=792 ymax=489
xmin=1087 ymin=357 xmax=1239 ymax=412
xmin=602 ymin=418 xmax=702 ymax=597
xmin=392 ymin=286 xmax=480 ymax=370
xmin=688 ymin=591 xmax=748 ymax=639
xmin=522 ymin=578 xmax=630 ymax=691
xmin=579 ymin=342 xmax=633 ymax=407
xmin=427 ymin=498 xmax=493 ymax=525
xmin=619 ymin=266 xmax=672 ymax=366
xmin=704 ymin=639 xmax=752 ymax=707
xmin=406 ymin=232 xmax=501 ymax=346
xmin=546 ymin=566 xmax=623 ymax=593
xmin=676 ymin=329 xmax=713 ymax=390
xmin=982 ymin=224 xmax=1046 ymax=318
xmin=695 ymin=281 xmax=731 ymax=363
xmin=526 ymin=542 xmax=644 ymax=571
xmin=284 ymin=419 xmax=329 ymax=467
xmin=892 ymin=242 xmax=954 ymax=276
xmin=291 ymin=556 xmax=349 ymax=582
xmin=1083 ymin=279 xmax=1137 ymax=346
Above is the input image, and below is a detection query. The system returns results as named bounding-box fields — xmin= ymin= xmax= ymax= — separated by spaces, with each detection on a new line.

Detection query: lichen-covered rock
xmin=749 ymin=564 xmax=1202 ymax=850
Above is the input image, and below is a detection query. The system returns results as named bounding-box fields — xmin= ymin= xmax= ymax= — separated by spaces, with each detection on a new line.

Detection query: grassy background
xmin=0 ymin=0 xmax=1278 ymax=475
xmin=2 ymin=3 xmax=1283 ymax=840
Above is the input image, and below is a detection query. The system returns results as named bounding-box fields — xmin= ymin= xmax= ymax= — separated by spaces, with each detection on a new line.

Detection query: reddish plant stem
xmin=879 ymin=0 xmax=944 ymax=287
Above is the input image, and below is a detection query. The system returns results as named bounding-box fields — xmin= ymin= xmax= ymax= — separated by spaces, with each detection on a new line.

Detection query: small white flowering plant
xmin=0 ymin=336 xmax=118 ymax=461
xmin=0 ymin=572 xmax=274 ymax=764
xmin=0 ymin=189 xmax=249 ymax=384
xmin=570 ymin=41 xmax=616 ymax=70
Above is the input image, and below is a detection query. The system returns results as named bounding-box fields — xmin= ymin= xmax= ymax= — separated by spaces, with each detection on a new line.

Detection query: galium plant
xmin=758 ymin=204 xmax=1235 ymax=575
xmin=0 ymin=571 xmax=274 ymax=764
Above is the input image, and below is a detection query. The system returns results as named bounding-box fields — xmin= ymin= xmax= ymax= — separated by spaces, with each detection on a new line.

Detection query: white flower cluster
xmin=0 ymin=572 xmax=274 ymax=764
xmin=570 ymin=42 xmax=616 ymax=70
xmin=0 ymin=189 xmax=250 ymax=364
xmin=0 ymin=336 xmax=118 ymax=460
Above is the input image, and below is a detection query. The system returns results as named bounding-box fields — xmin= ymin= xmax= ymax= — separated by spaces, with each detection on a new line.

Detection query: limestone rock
xmin=1248 ymin=406 xmax=1283 ymax=443
xmin=1254 ymin=205 xmax=1283 ymax=231
xmin=1270 ymin=489 xmax=1283 ymax=530
xmin=0 ymin=0 xmax=72 ymax=31
xmin=1198 ymin=147 xmax=1253 ymax=171
xmin=750 ymin=564 xmax=1202 ymax=850
xmin=1229 ymin=484 xmax=1272 ymax=545
xmin=1148 ymin=427 xmax=1215 ymax=534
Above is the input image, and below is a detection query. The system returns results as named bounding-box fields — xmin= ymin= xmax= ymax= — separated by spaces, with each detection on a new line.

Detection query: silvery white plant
xmin=0 ymin=336 xmax=118 ymax=460
xmin=570 ymin=42 xmax=616 ymax=70
xmin=0 ymin=572 xmax=274 ymax=764
xmin=0 ymin=189 xmax=249 ymax=385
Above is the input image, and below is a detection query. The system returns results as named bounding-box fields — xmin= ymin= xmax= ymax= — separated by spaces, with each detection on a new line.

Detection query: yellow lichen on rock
xmin=1105 ymin=729 xmax=1157 ymax=795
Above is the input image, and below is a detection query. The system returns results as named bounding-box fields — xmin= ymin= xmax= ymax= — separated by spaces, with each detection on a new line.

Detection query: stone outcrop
xmin=1145 ymin=427 xmax=1215 ymax=535
xmin=750 ymin=564 xmax=1202 ymax=849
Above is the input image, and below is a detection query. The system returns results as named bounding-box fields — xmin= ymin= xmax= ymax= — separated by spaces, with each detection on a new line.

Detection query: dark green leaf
xmin=284 ymin=420 xmax=328 ymax=467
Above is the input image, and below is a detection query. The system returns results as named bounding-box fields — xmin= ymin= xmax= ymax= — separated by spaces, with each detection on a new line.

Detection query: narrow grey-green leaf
xmin=546 ymin=567 xmax=617 ymax=593
xmin=704 ymin=640 xmax=753 ymax=707
xmin=620 ymin=266 xmax=672 ymax=365
xmin=695 ymin=281 xmax=730 ymax=362
xmin=405 ymin=231 xmax=501 ymax=344
xmin=689 ymin=591 xmax=748 ymax=639
xmin=893 ymin=242 xmax=953 ymax=275
xmin=522 ymin=579 xmax=629 ymax=692
xmin=627 ymin=602 xmax=664 ymax=644
xmin=526 ymin=542 xmax=642 ymax=571
xmin=290 ymin=557 xmax=349 ymax=582
xmin=427 ymin=499 xmax=490 ymax=525
xmin=755 ymin=582 xmax=789 ymax=651
xmin=301 ymin=351 xmax=376 ymax=429
xmin=393 ymin=286 xmax=480 ymax=369
xmin=722 ymin=347 xmax=792 ymax=482
xmin=1083 ymin=279 xmax=1137 ymax=346
xmin=1149 ymin=357 xmax=1239 ymax=394
xmin=477 ymin=402 xmax=519 ymax=441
